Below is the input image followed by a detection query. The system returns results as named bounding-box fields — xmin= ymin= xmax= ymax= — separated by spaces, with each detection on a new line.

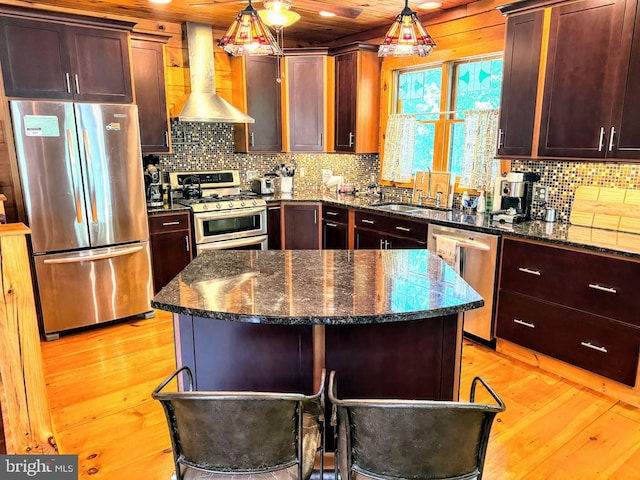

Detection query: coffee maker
xmin=144 ymin=160 xmax=163 ymax=208
xmin=492 ymin=172 xmax=540 ymax=223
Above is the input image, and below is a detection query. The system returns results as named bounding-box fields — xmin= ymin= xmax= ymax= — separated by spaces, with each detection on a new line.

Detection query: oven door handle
xmin=194 ymin=206 xmax=266 ymax=221
xmin=197 ymin=235 xmax=269 ymax=251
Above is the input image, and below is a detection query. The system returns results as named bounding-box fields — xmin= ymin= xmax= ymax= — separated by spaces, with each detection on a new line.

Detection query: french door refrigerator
xmin=10 ymin=100 xmax=152 ymax=339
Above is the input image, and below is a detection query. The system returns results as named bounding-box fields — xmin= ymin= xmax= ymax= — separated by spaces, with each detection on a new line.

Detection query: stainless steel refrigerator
xmin=10 ymin=100 xmax=153 ymax=340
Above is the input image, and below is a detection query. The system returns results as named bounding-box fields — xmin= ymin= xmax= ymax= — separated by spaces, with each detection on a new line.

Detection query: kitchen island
xmin=152 ymin=249 xmax=483 ymax=406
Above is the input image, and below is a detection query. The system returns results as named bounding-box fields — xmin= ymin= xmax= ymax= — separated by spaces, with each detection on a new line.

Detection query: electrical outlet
xmin=299 ymin=167 xmax=306 ymax=177
xmin=534 ymin=185 xmax=549 ymax=203
xmin=246 ymin=170 xmax=258 ymax=182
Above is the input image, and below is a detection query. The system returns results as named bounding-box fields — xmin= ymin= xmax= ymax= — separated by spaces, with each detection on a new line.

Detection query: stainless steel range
xmin=169 ymin=170 xmax=268 ymax=253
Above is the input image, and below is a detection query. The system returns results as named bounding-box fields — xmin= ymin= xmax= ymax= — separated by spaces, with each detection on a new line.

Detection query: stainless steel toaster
xmin=251 ymin=177 xmax=274 ymax=195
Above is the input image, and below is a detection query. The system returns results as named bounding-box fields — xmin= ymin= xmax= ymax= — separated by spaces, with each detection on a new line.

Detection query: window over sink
xmin=381 ymin=55 xmax=503 ymax=190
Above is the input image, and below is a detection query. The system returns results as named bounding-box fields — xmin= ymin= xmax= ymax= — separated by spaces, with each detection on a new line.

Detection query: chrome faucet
xmin=435 ymin=191 xmax=442 ymax=207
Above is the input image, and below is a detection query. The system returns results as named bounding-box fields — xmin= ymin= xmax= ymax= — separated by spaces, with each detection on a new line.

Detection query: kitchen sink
xmin=372 ymin=203 xmax=435 ymax=214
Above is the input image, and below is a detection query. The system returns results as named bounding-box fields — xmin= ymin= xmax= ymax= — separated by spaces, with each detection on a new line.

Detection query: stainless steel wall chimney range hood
xmin=175 ymin=22 xmax=254 ymax=123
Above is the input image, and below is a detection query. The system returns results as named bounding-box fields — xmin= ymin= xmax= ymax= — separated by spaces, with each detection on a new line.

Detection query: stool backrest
xmin=153 ymin=367 xmax=325 ymax=480
xmin=328 ymin=371 xmax=505 ymax=480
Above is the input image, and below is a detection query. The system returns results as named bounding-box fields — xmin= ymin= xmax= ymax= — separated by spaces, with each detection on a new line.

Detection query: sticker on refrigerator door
xmin=106 ymin=122 xmax=121 ymax=131
xmin=23 ymin=115 xmax=60 ymax=137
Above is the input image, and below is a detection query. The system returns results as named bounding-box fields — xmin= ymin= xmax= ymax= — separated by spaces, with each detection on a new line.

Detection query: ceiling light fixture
xmin=319 ymin=10 xmax=336 ymax=17
xmin=378 ymin=0 xmax=436 ymax=57
xmin=218 ymin=0 xmax=283 ymax=56
xmin=418 ymin=1 xmax=442 ymax=9
xmin=258 ymin=0 xmax=301 ymax=30
xmin=149 ymin=0 xmax=171 ymax=3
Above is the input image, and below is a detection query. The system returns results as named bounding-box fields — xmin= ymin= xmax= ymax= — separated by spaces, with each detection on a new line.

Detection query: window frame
xmin=381 ymin=54 xmax=503 ymax=192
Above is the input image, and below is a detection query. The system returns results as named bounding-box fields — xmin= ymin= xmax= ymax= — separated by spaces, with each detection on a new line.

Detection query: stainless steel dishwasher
xmin=427 ymin=224 xmax=500 ymax=343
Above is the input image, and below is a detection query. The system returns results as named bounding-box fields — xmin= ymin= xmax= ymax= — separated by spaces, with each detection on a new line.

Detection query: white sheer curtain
xmin=381 ymin=114 xmax=416 ymax=183
xmin=458 ymin=109 xmax=499 ymax=190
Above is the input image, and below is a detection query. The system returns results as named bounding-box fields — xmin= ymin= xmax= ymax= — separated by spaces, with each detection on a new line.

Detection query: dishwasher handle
xmin=430 ymin=233 xmax=491 ymax=251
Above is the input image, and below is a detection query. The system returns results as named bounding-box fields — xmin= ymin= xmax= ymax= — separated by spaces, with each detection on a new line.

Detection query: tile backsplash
xmin=156 ymin=122 xmax=640 ymax=224
xmin=511 ymin=160 xmax=640 ymax=223
xmin=158 ymin=121 xmax=379 ymax=192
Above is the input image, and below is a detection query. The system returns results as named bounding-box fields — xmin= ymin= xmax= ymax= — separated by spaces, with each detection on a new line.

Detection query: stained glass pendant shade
xmin=219 ymin=0 xmax=283 ymax=56
xmin=379 ymin=0 xmax=436 ymax=57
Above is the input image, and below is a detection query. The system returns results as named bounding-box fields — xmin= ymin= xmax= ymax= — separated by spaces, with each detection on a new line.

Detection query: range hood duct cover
xmin=176 ymin=22 xmax=254 ymax=123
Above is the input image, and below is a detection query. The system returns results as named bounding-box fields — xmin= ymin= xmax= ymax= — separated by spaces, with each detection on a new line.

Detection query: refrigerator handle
xmin=43 ymin=245 xmax=144 ymax=264
xmin=66 ymin=129 xmax=83 ymax=224
xmin=82 ymin=129 xmax=99 ymax=223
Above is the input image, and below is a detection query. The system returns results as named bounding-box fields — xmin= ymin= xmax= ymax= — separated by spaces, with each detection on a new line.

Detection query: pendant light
xmin=218 ymin=0 xmax=283 ymax=56
xmin=378 ymin=0 xmax=436 ymax=57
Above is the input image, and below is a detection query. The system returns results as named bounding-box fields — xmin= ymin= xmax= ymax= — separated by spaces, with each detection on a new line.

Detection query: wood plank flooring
xmin=40 ymin=310 xmax=640 ymax=479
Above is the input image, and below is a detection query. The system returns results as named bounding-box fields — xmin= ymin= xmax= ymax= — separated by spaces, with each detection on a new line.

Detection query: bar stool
xmin=328 ymin=370 xmax=505 ymax=480
xmin=153 ymin=367 xmax=325 ymax=480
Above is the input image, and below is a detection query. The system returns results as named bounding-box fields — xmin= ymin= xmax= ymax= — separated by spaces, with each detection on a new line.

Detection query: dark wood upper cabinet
xmin=331 ymin=44 xmax=380 ymax=153
xmin=232 ymin=55 xmax=282 ymax=152
xmin=0 ymin=14 xmax=133 ymax=103
xmin=131 ymin=34 xmax=171 ymax=154
xmin=537 ymin=0 xmax=628 ymax=158
xmin=610 ymin=0 xmax=640 ymax=159
xmin=497 ymin=10 xmax=544 ymax=157
xmin=285 ymin=55 xmax=326 ymax=152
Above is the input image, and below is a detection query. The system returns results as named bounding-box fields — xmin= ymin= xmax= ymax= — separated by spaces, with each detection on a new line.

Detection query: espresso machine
xmin=492 ymin=172 xmax=540 ymax=223
xmin=144 ymin=160 xmax=163 ymax=208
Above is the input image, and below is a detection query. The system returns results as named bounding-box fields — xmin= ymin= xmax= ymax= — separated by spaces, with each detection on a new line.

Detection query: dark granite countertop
xmin=264 ymin=191 xmax=640 ymax=259
xmin=151 ymin=249 xmax=484 ymax=325
xmin=147 ymin=203 xmax=191 ymax=215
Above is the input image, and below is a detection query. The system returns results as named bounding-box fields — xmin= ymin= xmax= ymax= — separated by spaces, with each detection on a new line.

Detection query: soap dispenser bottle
xmin=477 ymin=189 xmax=486 ymax=213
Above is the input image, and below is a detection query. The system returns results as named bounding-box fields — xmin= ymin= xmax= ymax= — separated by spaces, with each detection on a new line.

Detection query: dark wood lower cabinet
xmin=267 ymin=203 xmax=282 ymax=249
xmin=149 ymin=211 xmax=193 ymax=293
xmin=323 ymin=220 xmax=348 ymax=249
xmin=175 ymin=312 xmax=460 ymax=451
xmin=282 ymin=202 xmax=320 ymax=249
xmin=496 ymin=290 xmax=639 ymax=386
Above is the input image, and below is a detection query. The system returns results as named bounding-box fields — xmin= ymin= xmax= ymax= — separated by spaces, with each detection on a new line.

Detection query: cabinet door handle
xmin=165 ymin=131 xmax=169 ymax=147
xmin=580 ymin=341 xmax=608 ymax=354
xmin=608 ymin=126 xmax=616 ymax=151
xmin=74 ymin=74 xmax=80 ymax=94
xmin=588 ymin=283 xmax=617 ymax=294
xmin=386 ymin=240 xmax=392 ymax=249
xmin=348 ymin=132 xmax=354 ymax=147
xmin=498 ymin=128 xmax=504 ymax=148
xmin=162 ymin=221 xmax=180 ymax=226
xmin=65 ymin=73 xmax=72 ymax=93
xmin=314 ymin=210 xmax=317 ymax=224
xmin=598 ymin=127 xmax=605 ymax=151
xmin=326 ymin=222 xmax=338 ymax=228
xmin=361 ymin=219 xmax=375 ymax=225
xmin=250 ymin=132 xmax=255 ymax=148
xmin=379 ymin=239 xmax=384 ymax=249
xmin=185 ymin=236 xmax=190 ymax=252
xmin=395 ymin=226 xmax=411 ymax=232
xmin=320 ymin=132 xmax=323 ymax=146
xmin=513 ymin=318 xmax=535 ymax=329
xmin=326 ymin=211 xmax=339 ymax=216
xmin=518 ymin=267 xmax=541 ymax=276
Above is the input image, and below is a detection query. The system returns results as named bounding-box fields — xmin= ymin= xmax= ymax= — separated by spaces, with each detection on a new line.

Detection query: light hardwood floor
xmin=40 ymin=310 xmax=640 ymax=479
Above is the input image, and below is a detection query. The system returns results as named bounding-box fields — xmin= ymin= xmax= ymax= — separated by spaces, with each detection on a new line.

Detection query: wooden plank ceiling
xmin=1 ymin=0 xmax=492 ymax=45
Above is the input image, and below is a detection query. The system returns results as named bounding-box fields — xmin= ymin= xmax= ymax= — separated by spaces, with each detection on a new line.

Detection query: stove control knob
xmin=240 ymin=200 xmax=246 ymax=207
xmin=228 ymin=201 xmax=234 ymax=208
xmin=216 ymin=203 xmax=221 ymax=209
xmin=252 ymin=199 xmax=257 ymax=206
xmin=202 ymin=204 xmax=209 ymax=211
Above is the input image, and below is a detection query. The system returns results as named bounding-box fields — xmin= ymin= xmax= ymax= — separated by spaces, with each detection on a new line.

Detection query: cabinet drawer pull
xmin=580 ymin=341 xmax=608 ymax=354
xmin=588 ymin=283 xmax=617 ymax=294
xmin=518 ymin=267 xmax=541 ymax=276
xmin=162 ymin=221 xmax=180 ymax=226
xmin=395 ymin=226 xmax=411 ymax=232
xmin=361 ymin=219 xmax=375 ymax=224
xmin=268 ymin=206 xmax=280 ymax=211
xmin=513 ymin=318 xmax=535 ymax=329
xmin=326 ymin=222 xmax=338 ymax=228
xmin=326 ymin=211 xmax=339 ymax=216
